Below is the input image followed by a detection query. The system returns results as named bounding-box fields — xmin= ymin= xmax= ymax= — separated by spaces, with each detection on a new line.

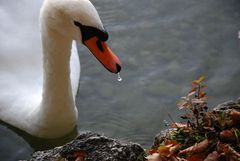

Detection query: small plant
xmin=146 ymin=76 xmax=240 ymax=161
xmin=176 ymin=76 xmax=207 ymax=130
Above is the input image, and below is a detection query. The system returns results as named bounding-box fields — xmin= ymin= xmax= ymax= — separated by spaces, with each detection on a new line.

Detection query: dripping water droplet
xmin=117 ymin=73 xmax=122 ymax=82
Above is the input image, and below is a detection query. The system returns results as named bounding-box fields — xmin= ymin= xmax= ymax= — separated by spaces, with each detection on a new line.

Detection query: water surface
xmin=0 ymin=0 xmax=240 ymax=160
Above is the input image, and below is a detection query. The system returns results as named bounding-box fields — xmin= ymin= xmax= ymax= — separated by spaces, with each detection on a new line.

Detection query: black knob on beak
xmin=116 ymin=64 xmax=121 ymax=73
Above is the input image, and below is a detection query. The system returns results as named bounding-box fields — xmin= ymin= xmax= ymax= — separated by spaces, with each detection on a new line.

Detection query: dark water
xmin=1 ymin=0 xmax=240 ymax=160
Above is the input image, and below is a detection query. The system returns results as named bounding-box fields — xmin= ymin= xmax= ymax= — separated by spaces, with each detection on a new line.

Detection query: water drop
xmin=117 ymin=73 xmax=122 ymax=82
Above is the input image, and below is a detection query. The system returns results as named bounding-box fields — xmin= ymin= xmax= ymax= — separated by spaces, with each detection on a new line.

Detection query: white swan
xmin=0 ymin=0 xmax=121 ymax=139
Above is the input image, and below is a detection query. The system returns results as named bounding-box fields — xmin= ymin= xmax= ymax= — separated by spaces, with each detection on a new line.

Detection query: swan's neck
xmin=42 ymin=29 xmax=73 ymax=109
xmin=38 ymin=26 xmax=77 ymax=136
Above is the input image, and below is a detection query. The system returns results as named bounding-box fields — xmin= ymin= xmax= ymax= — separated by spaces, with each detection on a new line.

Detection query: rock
xmin=213 ymin=98 xmax=240 ymax=114
xmin=151 ymin=128 xmax=176 ymax=149
xmin=27 ymin=132 xmax=145 ymax=161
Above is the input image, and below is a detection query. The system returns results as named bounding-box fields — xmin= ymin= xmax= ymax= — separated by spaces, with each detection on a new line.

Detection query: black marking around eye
xmin=74 ymin=21 xmax=109 ymax=43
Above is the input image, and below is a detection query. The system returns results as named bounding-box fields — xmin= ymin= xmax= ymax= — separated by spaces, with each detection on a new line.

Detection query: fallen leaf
xmin=164 ymin=140 xmax=178 ymax=146
xmin=169 ymin=144 xmax=181 ymax=155
xmin=149 ymin=149 xmax=158 ymax=155
xmin=230 ymin=110 xmax=240 ymax=125
xmin=146 ymin=153 xmax=161 ymax=161
xmin=218 ymin=143 xmax=240 ymax=160
xmin=204 ymin=151 xmax=218 ymax=161
xmin=179 ymin=139 xmax=209 ymax=155
xmin=220 ymin=130 xmax=236 ymax=142
xmin=158 ymin=145 xmax=171 ymax=157
xmin=169 ymin=156 xmax=182 ymax=161
xmin=186 ymin=155 xmax=203 ymax=161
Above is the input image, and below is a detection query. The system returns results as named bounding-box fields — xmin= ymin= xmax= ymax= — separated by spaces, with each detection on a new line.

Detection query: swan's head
xmin=40 ymin=0 xmax=122 ymax=73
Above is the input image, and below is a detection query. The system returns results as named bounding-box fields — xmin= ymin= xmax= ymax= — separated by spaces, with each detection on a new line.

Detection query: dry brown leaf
xmin=179 ymin=139 xmax=209 ymax=155
xmin=174 ymin=157 xmax=187 ymax=161
xmin=218 ymin=143 xmax=240 ymax=161
xmin=169 ymin=156 xmax=183 ymax=161
xmin=169 ymin=144 xmax=181 ymax=155
xmin=204 ymin=151 xmax=218 ymax=161
xmin=220 ymin=130 xmax=236 ymax=142
xmin=146 ymin=153 xmax=161 ymax=161
xmin=186 ymin=155 xmax=203 ymax=161
xmin=230 ymin=110 xmax=240 ymax=125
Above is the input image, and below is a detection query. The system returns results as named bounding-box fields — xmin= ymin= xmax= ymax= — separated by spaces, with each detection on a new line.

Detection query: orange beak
xmin=84 ymin=36 xmax=122 ymax=73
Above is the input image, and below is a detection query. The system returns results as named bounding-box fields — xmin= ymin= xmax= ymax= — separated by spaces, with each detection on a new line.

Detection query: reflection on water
xmin=0 ymin=0 xmax=240 ymax=160
xmin=0 ymin=121 xmax=78 ymax=151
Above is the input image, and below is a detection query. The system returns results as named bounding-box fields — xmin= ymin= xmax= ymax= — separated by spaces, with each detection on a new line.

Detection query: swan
xmin=0 ymin=0 xmax=122 ymax=139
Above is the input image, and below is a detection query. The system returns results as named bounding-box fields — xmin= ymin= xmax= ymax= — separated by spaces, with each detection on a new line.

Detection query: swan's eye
xmin=74 ymin=21 xmax=81 ymax=27
xmin=73 ymin=21 xmax=109 ymax=43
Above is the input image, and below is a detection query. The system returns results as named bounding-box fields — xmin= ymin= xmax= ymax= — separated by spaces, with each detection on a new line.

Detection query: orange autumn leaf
xmin=157 ymin=142 xmax=180 ymax=157
xmin=158 ymin=145 xmax=171 ymax=157
xmin=189 ymin=88 xmax=197 ymax=93
xmin=199 ymin=91 xmax=206 ymax=98
xmin=191 ymin=81 xmax=199 ymax=86
xmin=191 ymin=76 xmax=205 ymax=86
xmin=164 ymin=140 xmax=178 ymax=146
